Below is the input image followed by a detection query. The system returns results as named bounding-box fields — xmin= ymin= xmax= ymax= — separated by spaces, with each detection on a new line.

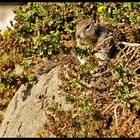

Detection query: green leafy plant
xmin=0 ymin=2 xmax=140 ymax=138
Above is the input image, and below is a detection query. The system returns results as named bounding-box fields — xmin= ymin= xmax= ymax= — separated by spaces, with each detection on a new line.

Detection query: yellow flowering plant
xmin=97 ymin=5 xmax=107 ymax=13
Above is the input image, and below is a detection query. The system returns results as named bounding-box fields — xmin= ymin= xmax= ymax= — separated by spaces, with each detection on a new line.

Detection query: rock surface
xmin=0 ymin=66 xmax=72 ymax=137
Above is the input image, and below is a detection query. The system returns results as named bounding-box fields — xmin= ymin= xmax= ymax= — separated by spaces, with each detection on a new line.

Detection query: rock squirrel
xmin=75 ymin=11 xmax=127 ymax=61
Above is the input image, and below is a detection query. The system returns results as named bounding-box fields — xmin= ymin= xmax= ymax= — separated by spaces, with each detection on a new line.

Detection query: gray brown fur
xmin=76 ymin=17 xmax=127 ymax=60
xmin=36 ymin=61 xmax=62 ymax=77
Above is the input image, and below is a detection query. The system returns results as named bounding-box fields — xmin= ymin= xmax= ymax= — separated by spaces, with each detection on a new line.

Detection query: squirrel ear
xmin=91 ymin=7 xmax=99 ymax=24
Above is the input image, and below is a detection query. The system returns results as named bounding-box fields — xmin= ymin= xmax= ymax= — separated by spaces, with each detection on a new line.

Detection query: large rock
xmin=0 ymin=66 xmax=72 ymax=137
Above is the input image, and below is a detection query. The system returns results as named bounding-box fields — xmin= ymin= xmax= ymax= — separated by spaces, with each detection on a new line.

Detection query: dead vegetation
xmin=42 ymin=40 xmax=140 ymax=137
xmin=0 ymin=2 xmax=140 ymax=138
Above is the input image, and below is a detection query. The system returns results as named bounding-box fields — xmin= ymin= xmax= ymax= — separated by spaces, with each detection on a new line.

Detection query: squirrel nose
xmin=77 ymin=34 xmax=80 ymax=39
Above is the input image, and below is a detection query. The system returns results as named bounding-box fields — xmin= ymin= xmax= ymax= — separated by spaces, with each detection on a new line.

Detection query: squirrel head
xmin=75 ymin=10 xmax=100 ymax=47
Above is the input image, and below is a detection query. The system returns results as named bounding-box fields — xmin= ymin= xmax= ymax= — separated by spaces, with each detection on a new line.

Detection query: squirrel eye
xmin=85 ymin=24 xmax=91 ymax=30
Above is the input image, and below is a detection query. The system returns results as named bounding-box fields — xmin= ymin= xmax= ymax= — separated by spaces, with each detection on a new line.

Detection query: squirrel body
xmin=75 ymin=16 xmax=126 ymax=61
